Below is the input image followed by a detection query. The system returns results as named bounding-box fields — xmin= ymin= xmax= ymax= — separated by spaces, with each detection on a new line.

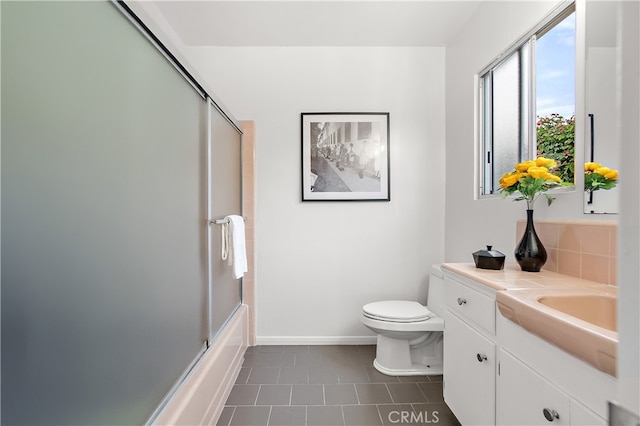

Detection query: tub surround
xmin=153 ymin=305 xmax=249 ymax=425
xmin=241 ymin=121 xmax=257 ymax=345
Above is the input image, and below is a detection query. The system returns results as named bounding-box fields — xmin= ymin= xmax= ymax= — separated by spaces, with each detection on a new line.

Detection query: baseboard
xmin=255 ymin=335 xmax=377 ymax=345
xmin=153 ymin=305 xmax=248 ymax=425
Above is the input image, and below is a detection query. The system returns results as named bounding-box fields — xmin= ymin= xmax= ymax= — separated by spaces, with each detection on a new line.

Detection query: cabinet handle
xmin=476 ymin=353 xmax=487 ymax=362
xmin=457 ymin=297 xmax=467 ymax=306
xmin=542 ymin=408 xmax=560 ymax=422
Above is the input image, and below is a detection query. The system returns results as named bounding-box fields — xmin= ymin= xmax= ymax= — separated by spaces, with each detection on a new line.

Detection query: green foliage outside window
xmin=536 ymin=114 xmax=575 ymax=184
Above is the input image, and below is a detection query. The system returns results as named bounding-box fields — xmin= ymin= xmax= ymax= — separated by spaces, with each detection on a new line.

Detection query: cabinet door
xmin=444 ymin=312 xmax=496 ymax=425
xmin=497 ymin=348 xmax=571 ymax=425
xmin=570 ymin=400 xmax=606 ymax=426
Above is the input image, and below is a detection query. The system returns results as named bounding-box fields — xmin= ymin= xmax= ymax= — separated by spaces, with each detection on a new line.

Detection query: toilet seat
xmin=362 ymin=300 xmax=434 ymax=323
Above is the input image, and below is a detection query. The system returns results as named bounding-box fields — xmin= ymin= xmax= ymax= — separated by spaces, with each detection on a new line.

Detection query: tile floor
xmin=217 ymin=345 xmax=460 ymax=426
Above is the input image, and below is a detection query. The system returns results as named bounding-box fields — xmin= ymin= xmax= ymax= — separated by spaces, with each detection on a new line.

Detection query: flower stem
xmin=526 ymin=198 xmax=533 ymax=210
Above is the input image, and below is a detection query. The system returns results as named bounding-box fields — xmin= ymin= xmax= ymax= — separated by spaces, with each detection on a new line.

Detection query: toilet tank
xmin=427 ymin=264 xmax=446 ymax=319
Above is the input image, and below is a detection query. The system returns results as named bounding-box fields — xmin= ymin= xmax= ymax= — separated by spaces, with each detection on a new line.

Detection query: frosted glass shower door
xmin=208 ymin=103 xmax=243 ymax=338
xmin=1 ymin=2 xmax=209 ymax=424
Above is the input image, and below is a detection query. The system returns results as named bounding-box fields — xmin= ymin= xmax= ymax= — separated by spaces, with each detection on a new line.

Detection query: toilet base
xmin=373 ymin=333 xmax=443 ymax=376
xmin=373 ymin=358 xmax=443 ymax=376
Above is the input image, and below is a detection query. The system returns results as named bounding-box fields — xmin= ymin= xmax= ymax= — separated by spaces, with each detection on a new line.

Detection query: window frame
xmin=476 ymin=0 xmax=576 ymax=198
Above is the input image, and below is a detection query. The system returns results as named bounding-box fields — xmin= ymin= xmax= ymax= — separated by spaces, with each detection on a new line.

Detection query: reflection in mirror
xmin=584 ymin=1 xmax=620 ymax=214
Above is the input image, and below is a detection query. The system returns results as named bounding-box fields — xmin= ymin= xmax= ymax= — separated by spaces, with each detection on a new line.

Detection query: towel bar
xmin=209 ymin=216 xmax=246 ymax=225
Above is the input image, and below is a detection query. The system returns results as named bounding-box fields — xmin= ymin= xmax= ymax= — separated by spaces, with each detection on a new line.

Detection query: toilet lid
xmin=362 ymin=301 xmax=433 ymax=323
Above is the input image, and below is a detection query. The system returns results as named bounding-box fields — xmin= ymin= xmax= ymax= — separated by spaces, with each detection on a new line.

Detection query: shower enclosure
xmin=1 ymin=1 xmax=243 ymax=424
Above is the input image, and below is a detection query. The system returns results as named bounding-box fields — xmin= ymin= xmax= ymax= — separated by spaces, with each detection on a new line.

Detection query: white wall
xmin=616 ymin=1 xmax=640 ymax=414
xmin=180 ymin=46 xmax=446 ymax=342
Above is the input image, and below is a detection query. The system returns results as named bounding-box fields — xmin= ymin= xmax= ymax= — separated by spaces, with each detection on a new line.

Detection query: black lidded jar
xmin=472 ymin=245 xmax=506 ymax=270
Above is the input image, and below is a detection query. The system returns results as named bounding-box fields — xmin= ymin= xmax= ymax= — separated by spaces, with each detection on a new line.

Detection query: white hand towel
xmin=226 ymin=215 xmax=247 ymax=279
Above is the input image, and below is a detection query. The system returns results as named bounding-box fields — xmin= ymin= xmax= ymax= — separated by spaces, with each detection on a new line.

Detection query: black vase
xmin=515 ymin=209 xmax=547 ymax=272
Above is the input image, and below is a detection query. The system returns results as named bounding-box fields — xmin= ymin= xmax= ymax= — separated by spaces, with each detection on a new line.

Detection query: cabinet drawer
xmin=445 ymin=275 xmax=496 ymax=334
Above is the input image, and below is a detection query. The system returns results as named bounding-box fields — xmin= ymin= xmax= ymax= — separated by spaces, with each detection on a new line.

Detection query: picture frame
xmin=301 ymin=112 xmax=390 ymax=201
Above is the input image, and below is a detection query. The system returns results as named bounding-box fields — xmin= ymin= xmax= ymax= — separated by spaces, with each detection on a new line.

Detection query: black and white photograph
xmin=301 ymin=112 xmax=390 ymax=201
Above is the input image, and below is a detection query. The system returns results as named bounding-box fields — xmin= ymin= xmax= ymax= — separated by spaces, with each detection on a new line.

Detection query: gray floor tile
xmin=377 ymin=404 xmax=413 ymax=426
xmin=256 ymin=384 xmax=292 ymax=405
xmin=411 ymin=403 xmax=460 ymax=426
xmin=229 ymin=406 xmax=271 ymax=426
xmin=282 ymin=345 xmax=310 ymax=353
xmin=264 ymin=352 xmax=296 ymax=367
xmin=365 ymin=367 xmax=401 ymax=383
xmin=291 ymin=384 xmax=324 ymax=405
xmin=258 ymin=345 xmax=289 ymax=352
xmin=227 ymin=384 xmax=260 ymax=405
xmin=223 ymin=346 xmax=459 ymax=426
xmin=243 ymin=352 xmax=270 ymax=367
xmin=316 ymin=346 xmax=349 ymax=365
xmin=314 ymin=347 xmax=350 ymax=364
xmin=343 ymin=352 xmax=375 ymax=367
xmin=343 ymin=405 xmax=383 ymax=426
xmin=293 ymin=352 xmax=313 ymax=367
xmin=278 ymin=367 xmax=309 ymax=384
xmin=308 ymin=366 xmax=340 ymax=384
xmin=355 ymin=345 xmax=376 ymax=354
xmin=248 ymin=367 xmax=281 ymax=384
xmin=387 ymin=383 xmax=428 ymax=403
xmin=417 ymin=382 xmax=444 ymax=403
xmin=268 ymin=406 xmax=306 ymax=426
xmin=324 ymin=384 xmax=359 ymax=405
xmin=216 ymin=406 xmax=235 ymax=426
xmin=337 ymin=365 xmax=370 ymax=384
xmin=307 ymin=405 xmax=344 ymax=426
xmin=398 ymin=375 xmax=429 ymax=383
xmin=428 ymin=374 xmax=443 ymax=383
xmin=235 ymin=367 xmax=251 ymax=384
xmin=354 ymin=383 xmax=392 ymax=404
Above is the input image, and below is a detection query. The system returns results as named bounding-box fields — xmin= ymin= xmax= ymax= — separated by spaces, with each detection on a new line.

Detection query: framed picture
xmin=301 ymin=112 xmax=390 ymax=201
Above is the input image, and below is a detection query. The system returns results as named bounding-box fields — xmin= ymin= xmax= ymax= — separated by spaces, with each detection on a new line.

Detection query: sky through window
xmin=536 ymin=12 xmax=576 ymax=118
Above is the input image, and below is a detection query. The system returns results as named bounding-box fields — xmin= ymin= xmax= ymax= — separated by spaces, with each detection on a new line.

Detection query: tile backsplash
xmin=516 ymin=220 xmax=618 ymax=285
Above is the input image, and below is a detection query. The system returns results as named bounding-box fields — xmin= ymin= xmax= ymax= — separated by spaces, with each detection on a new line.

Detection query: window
xmin=478 ymin=2 xmax=575 ymax=196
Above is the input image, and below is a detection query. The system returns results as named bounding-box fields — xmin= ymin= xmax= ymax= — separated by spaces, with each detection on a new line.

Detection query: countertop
xmin=441 ymin=262 xmax=616 ymax=294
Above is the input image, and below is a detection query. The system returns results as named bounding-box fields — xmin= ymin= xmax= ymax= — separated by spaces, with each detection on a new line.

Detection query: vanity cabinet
xmin=442 ymin=265 xmax=614 ymax=426
xmin=497 ymin=348 xmax=570 ymax=425
xmin=443 ymin=273 xmax=497 ymax=425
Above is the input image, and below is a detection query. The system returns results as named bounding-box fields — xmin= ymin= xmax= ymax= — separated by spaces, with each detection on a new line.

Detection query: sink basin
xmin=497 ymin=288 xmax=618 ymax=376
xmin=537 ymin=294 xmax=617 ymax=332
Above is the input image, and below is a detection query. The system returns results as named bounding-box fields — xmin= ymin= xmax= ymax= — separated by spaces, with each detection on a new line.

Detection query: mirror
xmin=584 ymin=1 xmax=620 ymax=214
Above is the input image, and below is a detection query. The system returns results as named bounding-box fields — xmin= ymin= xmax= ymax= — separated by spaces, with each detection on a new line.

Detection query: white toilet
xmin=361 ymin=264 xmax=445 ymax=376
